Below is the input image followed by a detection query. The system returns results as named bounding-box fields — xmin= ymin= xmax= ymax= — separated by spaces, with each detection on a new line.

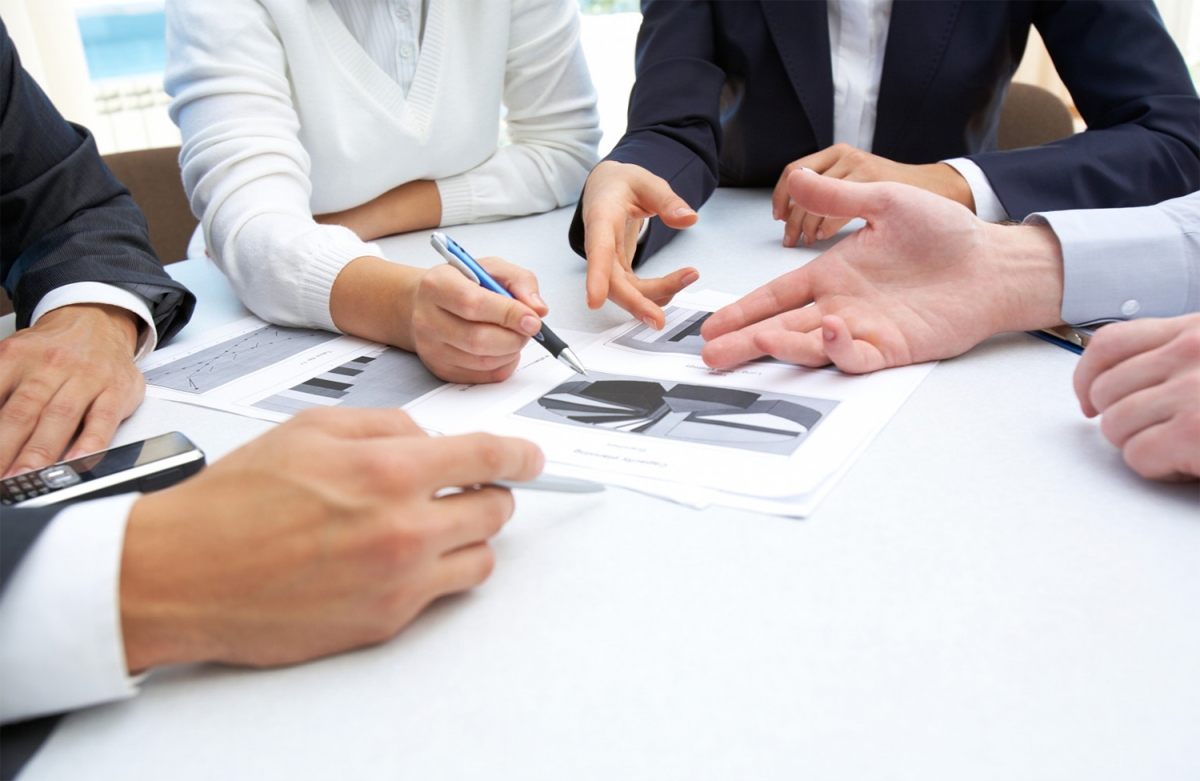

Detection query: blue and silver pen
xmin=431 ymin=232 xmax=588 ymax=376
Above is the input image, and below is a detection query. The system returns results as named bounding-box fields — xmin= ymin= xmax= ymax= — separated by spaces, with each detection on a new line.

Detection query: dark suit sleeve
xmin=969 ymin=1 xmax=1200 ymax=219
xmin=569 ymin=0 xmax=726 ymax=268
xmin=0 ymin=20 xmax=195 ymax=340
xmin=0 ymin=506 xmax=65 ymax=779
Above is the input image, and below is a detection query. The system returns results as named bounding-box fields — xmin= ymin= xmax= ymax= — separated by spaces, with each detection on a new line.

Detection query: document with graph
xmin=444 ymin=291 xmax=937 ymax=516
xmin=140 ymin=316 xmax=462 ymax=426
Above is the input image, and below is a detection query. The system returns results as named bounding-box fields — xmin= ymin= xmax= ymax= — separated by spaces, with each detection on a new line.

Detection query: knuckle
xmin=0 ymin=391 xmax=47 ymax=428
xmin=1170 ymin=330 xmax=1200 ymax=362
xmin=472 ymin=435 xmax=507 ymax=475
xmin=1098 ymin=410 xmax=1127 ymax=447
xmin=471 ymin=546 xmax=497 ymax=584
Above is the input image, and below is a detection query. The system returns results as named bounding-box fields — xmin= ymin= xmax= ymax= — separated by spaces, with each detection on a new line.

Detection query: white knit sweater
xmin=165 ymin=0 xmax=600 ymax=331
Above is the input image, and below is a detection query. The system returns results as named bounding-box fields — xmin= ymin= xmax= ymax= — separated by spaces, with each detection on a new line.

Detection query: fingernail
xmin=783 ymin=234 xmax=795 ymax=248
xmin=674 ymin=206 xmax=695 ymax=218
xmin=520 ymin=315 xmax=540 ymax=335
xmin=642 ymin=316 xmax=658 ymax=329
xmin=824 ymin=327 xmax=836 ymax=341
xmin=682 ymin=271 xmax=699 ymax=286
xmin=530 ymin=293 xmax=546 ymax=310
xmin=533 ymin=449 xmax=546 ymax=473
xmin=816 ymin=229 xmax=825 ymax=240
xmin=803 ymin=233 xmax=813 ymax=246
xmin=772 ymin=207 xmax=781 ymax=220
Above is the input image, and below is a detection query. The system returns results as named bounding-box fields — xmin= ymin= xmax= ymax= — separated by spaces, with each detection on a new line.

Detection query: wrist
xmin=39 ymin=303 xmax=141 ymax=357
xmin=933 ymin=162 xmax=976 ymax=213
xmin=329 ymin=256 xmax=424 ymax=350
xmin=981 ymin=221 xmax=1065 ymax=332
xmin=120 ymin=492 xmax=214 ymax=672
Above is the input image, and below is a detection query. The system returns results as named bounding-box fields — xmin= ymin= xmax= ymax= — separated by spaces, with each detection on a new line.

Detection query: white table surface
xmin=18 ymin=190 xmax=1200 ymax=780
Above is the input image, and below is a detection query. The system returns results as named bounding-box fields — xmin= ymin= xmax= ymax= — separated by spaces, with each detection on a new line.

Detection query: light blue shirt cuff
xmin=942 ymin=157 xmax=1009 ymax=224
xmin=1027 ymin=207 xmax=1191 ymax=325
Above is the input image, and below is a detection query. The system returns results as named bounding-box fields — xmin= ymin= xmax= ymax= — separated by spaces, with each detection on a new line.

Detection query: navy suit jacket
xmin=0 ymin=20 xmax=194 ymax=335
xmin=569 ymin=0 xmax=1200 ymax=266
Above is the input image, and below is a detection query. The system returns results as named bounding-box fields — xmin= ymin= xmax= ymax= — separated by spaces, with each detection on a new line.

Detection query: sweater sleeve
xmin=164 ymin=0 xmax=381 ymax=332
xmin=434 ymin=0 xmax=601 ymax=227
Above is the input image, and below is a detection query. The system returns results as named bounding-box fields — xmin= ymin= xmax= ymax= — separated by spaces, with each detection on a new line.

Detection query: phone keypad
xmin=1 ymin=472 xmax=54 ymax=505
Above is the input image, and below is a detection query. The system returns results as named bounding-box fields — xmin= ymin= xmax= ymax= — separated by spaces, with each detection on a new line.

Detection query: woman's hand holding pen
xmin=330 ymin=254 xmax=547 ymax=385
xmin=410 ymin=258 xmax=548 ymax=383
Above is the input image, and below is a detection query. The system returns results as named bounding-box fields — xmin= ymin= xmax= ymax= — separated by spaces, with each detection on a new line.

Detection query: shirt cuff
xmin=943 ymin=158 xmax=1010 ymax=224
xmin=30 ymin=282 xmax=158 ymax=363
xmin=0 ymin=494 xmax=142 ymax=723
xmin=1026 ymin=208 xmax=1190 ymax=325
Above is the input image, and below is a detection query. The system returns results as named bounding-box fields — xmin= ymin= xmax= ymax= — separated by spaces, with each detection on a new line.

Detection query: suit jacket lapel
xmin=873 ymin=0 xmax=963 ymax=158
xmin=760 ymin=0 xmax=834 ymax=149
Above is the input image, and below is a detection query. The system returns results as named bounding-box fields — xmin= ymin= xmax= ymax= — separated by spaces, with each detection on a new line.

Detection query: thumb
xmin=634 ymin=174 xmax=698 ymax=230
xmin=787 ymin=168 xmax=889 ymax=224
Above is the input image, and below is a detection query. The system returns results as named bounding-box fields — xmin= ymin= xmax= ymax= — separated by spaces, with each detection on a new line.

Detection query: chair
xmin=102 ymin=145 xmax=198 ymax=265
xmin=0 ymin=145 xmax=196 ymax=318
xmin=997 ymin=82 xmax=1076 ymax=151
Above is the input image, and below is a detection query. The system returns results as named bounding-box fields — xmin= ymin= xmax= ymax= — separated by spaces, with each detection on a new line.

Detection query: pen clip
xmin=430 ymin=232 xmax=480 ymax=284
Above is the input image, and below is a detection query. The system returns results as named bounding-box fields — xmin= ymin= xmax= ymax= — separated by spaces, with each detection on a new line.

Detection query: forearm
xmin=329 ymin=256 xmax=423 ymax=351
xmin=315 ymin=180 xmax=441 ymax=242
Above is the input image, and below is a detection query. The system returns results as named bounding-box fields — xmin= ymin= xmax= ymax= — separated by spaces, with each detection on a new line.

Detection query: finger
xmin=820 ymin=314 xmax=887 ymax=374
xmin=0 ymin=378 xmax=65 ymax=477
xmin=701 ymin=267 xmax=815 ymax=340
xmin=630 ymin=173 xmax=697 ymax=231
xmin=5 ymin=380 xmax=90 ymax=476
xmin=408 ymin=432 xmax=544 ymax=490
xmin=431 ymin=486 xmax=515 ymax=551
xmin=754 ymin=328 xmax=832 ymax=368
xmin=424 ymin=343 xmax=523 ymax=383
xmin=799 ymin=211 xmax=824 ymax=247
xmin=1098 ymin=382 xmax=1179 ymax=449
xmin=477 ymin=256 xmax=548 ymax=317
xmin=1075 ymin=319 xmax=1185 ymax=417
xmin=701 ymin=330 xmax=768 ymax=368
xmin=61 ymin=385 xmax=142 ymax=461
xmin=1121 ymin=417 xmax=1200 ymax=482
xmin=428 ymin=265 xmax=541 ymax=337
xmin=786 ymin=167 xmax=893 ymax=225
xmin=432 ymin=542 xmax=498 ymax=596
xmin=289 ymin=406 xmax=426 ymax=440
xmin=814 ymin=217 xmax=853 ymax=241
xmin=426 ymin=304 xmax=530 ymax=358
xmin=608 ymin=273 xmax=668 ymax=329
xmin=631 ymin=267 xmax=699 ymax=307
xmin=1087 ymin=342 xmax=1179 ymax=414
xmin=583 ymin=206 xmax=623 ymax=310
xmin=783 ymin=201 xmax=809 ymax=248
xmin=772 ymin=162 xmax=810 ymax=221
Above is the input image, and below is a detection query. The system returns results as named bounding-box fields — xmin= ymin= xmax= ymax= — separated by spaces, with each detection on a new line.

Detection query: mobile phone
xmin=1 ymin=432 xmax=206 ymax=508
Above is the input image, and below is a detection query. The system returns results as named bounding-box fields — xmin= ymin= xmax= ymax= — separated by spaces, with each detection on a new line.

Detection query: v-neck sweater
xmin=165 ymin=0 xmax=600 ymax=332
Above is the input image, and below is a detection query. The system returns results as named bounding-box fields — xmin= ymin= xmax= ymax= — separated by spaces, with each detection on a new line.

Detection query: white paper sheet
xmin=444 ymin=292 xmax=937 ymax=516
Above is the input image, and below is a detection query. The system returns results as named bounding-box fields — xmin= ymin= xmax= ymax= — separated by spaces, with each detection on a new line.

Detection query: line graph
xmin=144 ymin=325 xmax=338 ymax=394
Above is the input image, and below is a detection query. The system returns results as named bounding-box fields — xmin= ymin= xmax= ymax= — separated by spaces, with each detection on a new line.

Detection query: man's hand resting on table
xmin=702 ymin=170 xmax=1065 ymax=373
xmin=1074 ymin=315 xmax=1200 ymax=481
xmin=579 ymin=161 xmax=700 ymax=330
xmin=119 ymin=407 xmax=544 ymax=673
xmin=0 ymin=303 xmax=144 ymax=477
xmin=771 ymin=144 xmax=976 ymax=247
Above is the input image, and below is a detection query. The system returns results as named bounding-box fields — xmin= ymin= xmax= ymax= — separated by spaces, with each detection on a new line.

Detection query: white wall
xmin=0 ymin=0 xmax=96 ymax=127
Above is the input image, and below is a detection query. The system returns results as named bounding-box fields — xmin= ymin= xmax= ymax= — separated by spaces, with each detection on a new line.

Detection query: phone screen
xmin=68 ymin=432 xmax=196 ymax=481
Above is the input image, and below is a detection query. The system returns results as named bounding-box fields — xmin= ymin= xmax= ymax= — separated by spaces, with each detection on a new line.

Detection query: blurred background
xmin=1 ymin=0 xmax=1197 ymax=159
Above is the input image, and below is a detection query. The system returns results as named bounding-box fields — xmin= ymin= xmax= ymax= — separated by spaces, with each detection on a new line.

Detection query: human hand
xmin=330 ymin=255 xmax=548 ymax=384
xmin=410 ymin=256 xmax=550 ymax=383
xmin=580 ymin=160 xmax=700 ymax=329
xmin=1073 ymin=315 xmax=1200 ymax=481
xmin=120 ymin=407 xmax=544 ymax=672
xmin=771 ymin=144 xmax=975 ymax=247
xmin=0 ymin=304 xmax=144 ymax=478
xmin=703 ymin=170 xmax=1063 ymax=372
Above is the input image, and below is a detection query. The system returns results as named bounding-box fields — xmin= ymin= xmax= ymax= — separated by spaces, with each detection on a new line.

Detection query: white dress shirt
xmin=826 ymin=0 xmax=1009 ymax=223
xmin=1028 ymin=191 xmax=1200 ymax=325
xmin=327 ymin=0 xmax=428 ymax=96
xmin=0 ymin=494 xmax=143 ymax=723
